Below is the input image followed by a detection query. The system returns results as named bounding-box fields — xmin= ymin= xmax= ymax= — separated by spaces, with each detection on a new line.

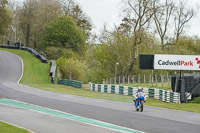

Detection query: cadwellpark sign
xmin=154 ymin=54 xmax=200 ymax=70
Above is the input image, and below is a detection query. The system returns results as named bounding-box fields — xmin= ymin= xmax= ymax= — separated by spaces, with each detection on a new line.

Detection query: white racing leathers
xmin=134 ymin=91 xmax=146 ymax=101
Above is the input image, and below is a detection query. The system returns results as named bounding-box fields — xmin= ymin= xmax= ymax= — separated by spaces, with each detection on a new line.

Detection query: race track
xmin=0 ymin=50 xmax=200 ymax=133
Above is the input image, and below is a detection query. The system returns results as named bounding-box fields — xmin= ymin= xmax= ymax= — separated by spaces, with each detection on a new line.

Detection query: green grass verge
xmin=146 ymin=99 xmax=200 ymax=113
xmin=1 ymin=48 xmax=200 ymax=113
xmin=0 ymin=121 xmax=30 ymax=133
xmin=0 ymin=48 xmax=50 ymax=85
xmin=189 ymin=97 xmax=200 ymax=104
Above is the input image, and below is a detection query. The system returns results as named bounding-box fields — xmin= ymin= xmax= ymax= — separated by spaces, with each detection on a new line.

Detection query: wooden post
xmin=155 ymin=74 xmax=157 ymax=86
xmin=128 ymin=75 xmax=130 ymax=85
xmin=175 ymin=71 xmax=178 ymax=92
xmin=161 ymin=75 xmax=164 ymax=87
xmin=144 ymin=74 xmax=146 ymax=84
xmin=138 ymin=74 xmax=140 ymax=85
xmin=151 ymin=70 xmax=154 ymax=87
xmin=167 ymin=73 xmax=170 ymax=86
xmin=149 ymin=74 xmax=151 ymax=86
xmin=123 ymin=76 xmax=125 ymax=84
xmin=133 ymin=75 xmax=135 ymax=84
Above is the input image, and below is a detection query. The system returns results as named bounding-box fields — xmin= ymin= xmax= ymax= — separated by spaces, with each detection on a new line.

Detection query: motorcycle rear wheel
xmin=139 ymin=101 xmax=144 ymax=112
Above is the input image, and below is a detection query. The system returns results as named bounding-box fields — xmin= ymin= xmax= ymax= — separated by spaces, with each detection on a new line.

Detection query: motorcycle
xmin=134 ymin=96 xmax=145 ymax=112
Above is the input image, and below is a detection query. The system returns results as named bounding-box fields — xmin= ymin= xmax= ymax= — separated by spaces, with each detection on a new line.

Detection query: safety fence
xmin=89 ymin=83 xmax=180 ymax=103
xmin=49 ymin=60 xmax=56 ymax=83
xmin=57 ymin=79 xmax=82 ymax=88
xmin=0 ymin=44 xmax=48 ymax=63
xmin=103 ymin=73 xmax=172 ymax=87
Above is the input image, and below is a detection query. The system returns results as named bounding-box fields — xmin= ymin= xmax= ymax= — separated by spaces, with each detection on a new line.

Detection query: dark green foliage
xmin=69 ymin=5 xmax=92 ymax=40
xmin=189 ymin=97 xmax=200 ymax=104
xmin=44 ymin=16 xmax=86 ymax=53
xmin=45 ymin=46 xmax=63 ymax=59
xmin=43 ymin=16 xmax=88 ymax=83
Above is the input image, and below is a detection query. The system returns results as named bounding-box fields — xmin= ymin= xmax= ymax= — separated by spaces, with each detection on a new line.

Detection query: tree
xmin=57 ymin=57 xmax=80 ymax=80
xmin=90 ymin=26 xmax=158 ymax=82
xmin=154 ymin=0 xmax=174 ymax=51
xmin=44 ymin=16 xmax=85 ymax=54
xmin=122 ymin=0 xmax=159 ymax=74
xmin=70 ymin=5 xmax=92 ymax=40
xmin=17 ymin=0 xmax=34 ymax=47
xmin=0 ymin=0 xmax=7 ymax=6
xmin=17 ymin=0 xmax=62 ymax=47
xmin=57 ymin=57 xmax=88 ymax=82
xmin=0 ymin=0 xmax=11 ymax=36
xmin=174 ymin=0 xmax=196 ymax=42
xmin=61 ymin=0 xmax=92 ymax=40
xmin=61 ymin=0 xmax=75 ymax=16
xmin=31 ymin=0 xmax=62 ymax=48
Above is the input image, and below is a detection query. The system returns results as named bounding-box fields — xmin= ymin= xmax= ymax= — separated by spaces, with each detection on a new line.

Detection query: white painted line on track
xmin=16 ymin=54 xmax=24 ymax=84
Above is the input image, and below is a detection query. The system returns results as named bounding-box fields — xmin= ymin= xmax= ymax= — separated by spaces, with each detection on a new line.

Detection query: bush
xmin=189 ymin=97 xmax=200 ymax=104
xmin=45 ymin=46 xmax=63 ymax=59
xmin=56 ymin=57 xmax=89 ymax=83
xmin=45 ymin=47 xmax=81 ymax=60
xmin=62 ymin=49 xmax=79 ymax=59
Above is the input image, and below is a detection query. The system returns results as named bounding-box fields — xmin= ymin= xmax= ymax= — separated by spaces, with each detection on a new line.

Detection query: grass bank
xmin=0 ymin=121 xmax=30 ymax=133
xmin=1 ymin=49 xmax=50 ymax=85
xmin=1 ymin=48 xmax=200 ymax=113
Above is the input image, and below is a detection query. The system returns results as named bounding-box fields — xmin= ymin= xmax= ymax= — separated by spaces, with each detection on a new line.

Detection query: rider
xmin=134 ymin=87 xmax=146 ymax=109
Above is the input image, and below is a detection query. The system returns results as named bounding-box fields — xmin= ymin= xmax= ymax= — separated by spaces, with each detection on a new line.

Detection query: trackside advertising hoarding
xmin=154 ymin=54 xmax=200 ymax=70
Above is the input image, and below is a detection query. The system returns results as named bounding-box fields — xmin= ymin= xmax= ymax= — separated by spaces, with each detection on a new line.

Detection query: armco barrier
xmin=57 ymin=79 xmax=82 ymax=88
xmin=89 ymin=83 xmax=180 ymax=103
xmin=0 ymin=44 xmax=48 ymax=63
xmin=49 ymin=60 xmax=56 ymax=83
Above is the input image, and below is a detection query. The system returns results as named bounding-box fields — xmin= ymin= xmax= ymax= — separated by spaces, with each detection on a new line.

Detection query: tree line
xmin=0 ymin=0 xmax=199 ymax=83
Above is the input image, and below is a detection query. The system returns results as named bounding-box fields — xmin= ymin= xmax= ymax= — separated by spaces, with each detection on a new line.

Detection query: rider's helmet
xmin=138 ymin=87 xmax=143 ymax=92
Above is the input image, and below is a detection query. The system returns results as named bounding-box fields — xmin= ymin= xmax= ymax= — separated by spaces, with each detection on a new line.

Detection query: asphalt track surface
xmin=0 ymin=50 xmax=200 ymax=133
